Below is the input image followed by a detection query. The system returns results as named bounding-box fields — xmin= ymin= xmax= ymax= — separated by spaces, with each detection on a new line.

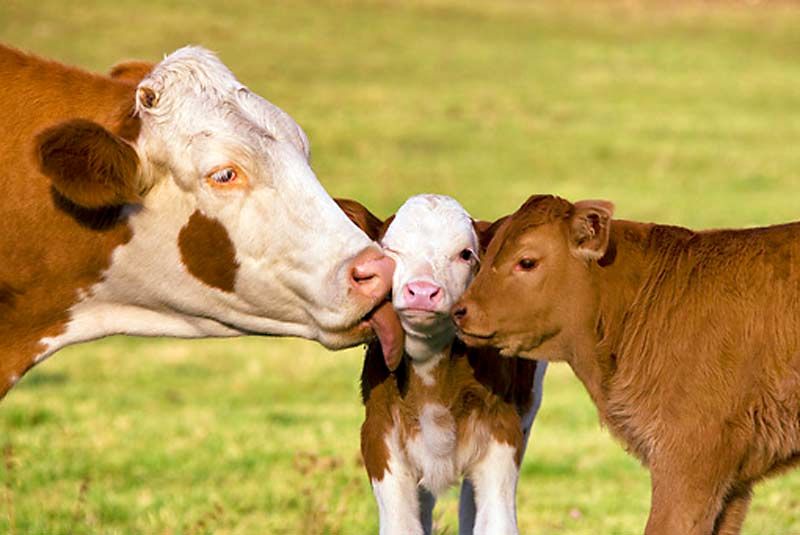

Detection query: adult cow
xmin=0 ymin=44 xmax=402 ymax=398
xmin=454 ymin=194 xmax=800 ymax=535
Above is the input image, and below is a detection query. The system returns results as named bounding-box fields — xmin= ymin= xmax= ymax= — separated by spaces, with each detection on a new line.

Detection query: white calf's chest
xmin=405 ymin=403 xmax=458 ymax=496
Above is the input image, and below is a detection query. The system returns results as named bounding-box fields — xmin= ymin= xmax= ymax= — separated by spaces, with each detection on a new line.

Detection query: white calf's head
xmin=37 ymin=47 xmax=401 ymax=357
xmin=382 ymin=195 xmax=479 ymax=360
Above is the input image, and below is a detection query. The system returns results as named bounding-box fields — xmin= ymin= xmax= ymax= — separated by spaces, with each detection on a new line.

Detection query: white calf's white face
xmin=90 ymin=47 xmax=395 ymax=349
xmin=382 ymin=195 xmax=478 ymax=353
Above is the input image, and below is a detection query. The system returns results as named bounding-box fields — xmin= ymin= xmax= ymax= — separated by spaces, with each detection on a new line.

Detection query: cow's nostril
xmin=351 ymin=266 xmax=377 ymax=285
xmin=452 ymin=306 xmax=467 ymax=321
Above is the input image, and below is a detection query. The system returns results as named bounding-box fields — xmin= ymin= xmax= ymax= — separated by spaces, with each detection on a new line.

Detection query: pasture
xmin=2 ymin=0 xmax=800 ymax=533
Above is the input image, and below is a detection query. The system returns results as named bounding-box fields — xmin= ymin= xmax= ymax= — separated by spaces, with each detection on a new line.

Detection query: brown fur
xmin=0 ymin=45 xmax=150 ymax=396
xmin=361 ymin=340 xmax=538 ymax=480
xmin=178 ymin=210 xmax=240 ymax=293
xmin=37 ymin=119 xmax=141 ymax=208
xmin=456 ymin=194 xmax=800 ymax=535
xmin=335 ymin=198 xmax=385 ymax=240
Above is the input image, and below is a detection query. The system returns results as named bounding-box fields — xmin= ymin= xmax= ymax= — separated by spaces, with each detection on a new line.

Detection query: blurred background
xmin=2 ymin=0 xmax=799 ymax=533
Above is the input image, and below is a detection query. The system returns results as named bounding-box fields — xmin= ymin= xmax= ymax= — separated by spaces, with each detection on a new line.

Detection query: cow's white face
xmin=38 ymin=47 xmax=400 ymax=356
xmin=381 ymin=195 xmax=479 ymax=360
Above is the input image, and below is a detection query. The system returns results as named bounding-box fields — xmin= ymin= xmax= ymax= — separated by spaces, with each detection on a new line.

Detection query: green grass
xmin=2 ymin=0 xmax=800 ymax=533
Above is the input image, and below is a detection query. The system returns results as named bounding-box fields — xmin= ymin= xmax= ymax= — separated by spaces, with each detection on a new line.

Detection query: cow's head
xmin=36 ymin=47 xmax=402 ymax=357
xmin=380 ymin=194 xmax=480 ymax=366
xmin=453 ymin=194 xmax=614 ymax=361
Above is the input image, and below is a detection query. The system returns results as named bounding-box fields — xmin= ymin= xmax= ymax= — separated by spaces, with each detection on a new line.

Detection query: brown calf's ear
xmin=108 ymin=60 xmax=156 ymax=85
xmin=570 ymin=200 xmax=614 ymax=260
xmin=473 ymin=216 xmax=509 ymax=254
xmin=37 ymin=119 xmax=141 ymax=209
xmin=335 ymin=198 xmax=385 ymax=241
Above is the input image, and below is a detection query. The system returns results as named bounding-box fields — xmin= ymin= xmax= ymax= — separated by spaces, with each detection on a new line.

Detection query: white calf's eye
xmin=459 ymin=249 xmax=474 ymax=262
xmin=210 ymin=167 xmax=237 ymax=184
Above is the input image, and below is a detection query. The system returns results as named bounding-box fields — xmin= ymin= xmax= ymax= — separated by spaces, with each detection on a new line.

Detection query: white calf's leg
xmin=470 ymin=440 xmax=520 ymax=535
xmin=372 ymin=455 xmax=424 ymax=535
xmin=418 ymin=487 xmax=436 ymax=535
xmin=458 ymin=478 xmax=477 ymax=535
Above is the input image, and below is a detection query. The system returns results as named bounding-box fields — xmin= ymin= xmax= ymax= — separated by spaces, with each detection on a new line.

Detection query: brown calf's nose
xmin=350 ymin=248 xmax=395 ymax=301
xmin=452 ymin=304 xmax=468 ymax=323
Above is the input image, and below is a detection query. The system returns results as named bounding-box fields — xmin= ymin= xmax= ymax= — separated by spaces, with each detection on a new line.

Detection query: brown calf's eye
xmin=459 ymin=249 xmax=474 ymax=262
xmin=517 ymin=258 xmax=537 ymax=271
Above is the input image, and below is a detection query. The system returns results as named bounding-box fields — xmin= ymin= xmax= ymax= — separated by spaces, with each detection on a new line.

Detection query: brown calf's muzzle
xmin=451 ymin=291 xmax=496 ymax=348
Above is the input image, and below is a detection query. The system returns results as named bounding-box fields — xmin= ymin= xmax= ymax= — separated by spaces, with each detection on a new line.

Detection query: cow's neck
xmin=565 ymin=220 xmax=676 ymax=426
xmin=0 ymin=48 xmax=141 ymax=397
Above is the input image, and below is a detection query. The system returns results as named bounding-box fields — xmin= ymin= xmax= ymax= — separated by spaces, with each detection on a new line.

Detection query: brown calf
xmin=454 ymin=194 xmax=800 ymax=535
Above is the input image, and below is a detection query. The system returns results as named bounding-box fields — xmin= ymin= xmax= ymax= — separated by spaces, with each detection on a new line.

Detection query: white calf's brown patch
xmin=178 ymin=210 xmax=239 ymax=293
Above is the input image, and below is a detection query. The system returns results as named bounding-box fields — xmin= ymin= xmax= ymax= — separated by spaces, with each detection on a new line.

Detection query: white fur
xmin=36 ymin=47 xmax=383 ymax=361
xmin=407 ymin=403 xmax=458 ymax=495
xmin=381 ymin=194 xmax=479 ymax=362
xmin=373 ymin=426 xmax=426 ymax=535
xmin=469 ymin=441 xmax=520 ymax=535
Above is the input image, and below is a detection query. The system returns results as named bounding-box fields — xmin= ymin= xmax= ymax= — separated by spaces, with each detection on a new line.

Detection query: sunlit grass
xmin=1 ymin=1 xmax=800 ymax=533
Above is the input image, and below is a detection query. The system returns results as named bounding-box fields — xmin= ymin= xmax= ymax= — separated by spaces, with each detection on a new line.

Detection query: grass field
xmin=2 ymin=0 xmax=800 ymax=533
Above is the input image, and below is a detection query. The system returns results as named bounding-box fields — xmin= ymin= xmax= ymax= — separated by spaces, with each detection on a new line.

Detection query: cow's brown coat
xmin=0 ymin=45 xmax=141 ymax=394
xmin=455 ymin=194 xmax=800 ymax=535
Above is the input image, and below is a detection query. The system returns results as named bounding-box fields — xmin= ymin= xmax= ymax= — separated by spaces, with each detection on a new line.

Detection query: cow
xmin=453 ymin=193 xmax=800 ymax=535
xmin=343 ymin=195 xmax=547 ymax=535
xmin=0 ymin=44 xmax=403 ymax=399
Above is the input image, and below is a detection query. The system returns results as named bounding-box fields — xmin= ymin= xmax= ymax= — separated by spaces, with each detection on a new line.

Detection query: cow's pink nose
xmin=403 ymin=280 xmax=443 ymax=311
xmin=350 ymin=248 xmax=394 ymax=301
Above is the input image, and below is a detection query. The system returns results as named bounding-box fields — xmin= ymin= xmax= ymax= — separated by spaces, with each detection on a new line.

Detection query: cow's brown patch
xmin=179 ymin=210 xmax=239 ymax=293
xmin=0 ymin=45 xmax=140 ymax=397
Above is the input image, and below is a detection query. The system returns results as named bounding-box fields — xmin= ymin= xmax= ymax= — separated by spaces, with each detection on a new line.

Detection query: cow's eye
xmin=516 ymin=258 xmax=537 ymax=271
xmin=459 ymin=249 xmax=474 ymax=262
xmin=210 ymin=167 xmax=237 ymax=184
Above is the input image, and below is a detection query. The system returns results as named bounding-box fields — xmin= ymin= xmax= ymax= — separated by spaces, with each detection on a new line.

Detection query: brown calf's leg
xmin=711 ymin=484 xmax=753 ymax=535
xmin=645 ymin=460 xmax=737 ymax=535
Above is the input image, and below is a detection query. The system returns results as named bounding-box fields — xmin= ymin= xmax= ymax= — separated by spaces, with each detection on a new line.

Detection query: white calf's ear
xmin=569 ymin=200 xmax=614 ymax=260
xmin=108 ymin=60 xmax=155 ymax=85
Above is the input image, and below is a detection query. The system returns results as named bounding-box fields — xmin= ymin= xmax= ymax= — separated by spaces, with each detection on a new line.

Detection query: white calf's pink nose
xmin=403 ymin=280 xmax=443 ymax=311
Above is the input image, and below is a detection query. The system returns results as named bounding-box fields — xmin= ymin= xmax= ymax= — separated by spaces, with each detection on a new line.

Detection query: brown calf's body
xmin=455 ymin=194 xmax=800 ymax=535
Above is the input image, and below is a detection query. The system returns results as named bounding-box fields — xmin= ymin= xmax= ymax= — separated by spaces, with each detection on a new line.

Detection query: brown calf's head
xmin=453 ymin=194 xmax=613 ymax=361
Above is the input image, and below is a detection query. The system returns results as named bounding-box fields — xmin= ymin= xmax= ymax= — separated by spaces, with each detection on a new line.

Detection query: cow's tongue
xmin=368 ymin=301 xmax=404 ymax=371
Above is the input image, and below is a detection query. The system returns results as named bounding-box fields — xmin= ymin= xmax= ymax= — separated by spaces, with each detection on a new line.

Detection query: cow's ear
xmin=335 ymin=198 xmax=384 ymax=241
xmin=108 ymin=60 xmax=156 ymax=85
xmin=473 ymin=216 xmax=508 ymax=254
xmin=37 ymin=119 xmax=142 ymax=208
xmin=569 ymin=200 xmax=614 ymax=260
